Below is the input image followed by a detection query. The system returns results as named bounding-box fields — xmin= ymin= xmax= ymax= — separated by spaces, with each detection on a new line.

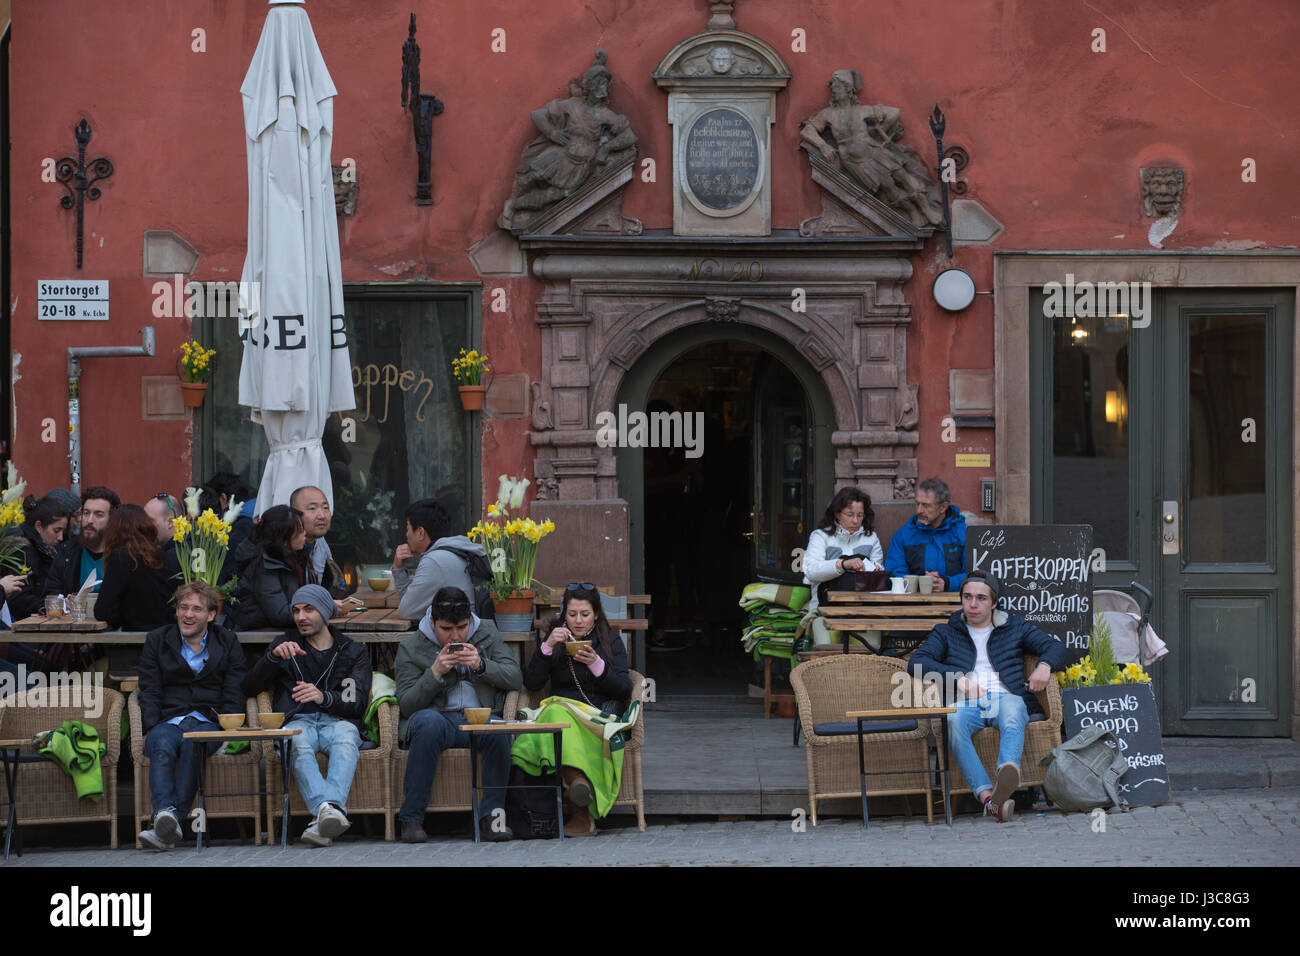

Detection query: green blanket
xmin=510 ymin=696 xmax=639 ymax=818
xmin=739 ymin=582 xmax=811 ymax=613
xmin=35 ymin=721 xmax=107 ymax=802
xmin=364 ymin=673 xmax=398 ymax=745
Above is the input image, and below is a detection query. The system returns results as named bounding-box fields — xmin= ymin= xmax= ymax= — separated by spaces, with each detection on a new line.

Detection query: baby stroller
xmin=1093 ymin=581 xmax=1168 ymax=666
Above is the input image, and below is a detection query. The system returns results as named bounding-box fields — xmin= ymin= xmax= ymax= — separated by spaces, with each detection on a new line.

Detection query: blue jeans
xmin=400 ymin=709 xmax=508 ymax=823
xmin=285 ymin=713 xmax=362 ymax=815
xmin=145 ymin=717 xmax=222 ymax=817
xmin=946 ymin=693 xmax=1028 ymax=797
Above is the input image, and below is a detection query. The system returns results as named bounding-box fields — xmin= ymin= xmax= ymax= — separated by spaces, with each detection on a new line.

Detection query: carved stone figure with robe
xmin=800 ymin=69 xmax=942 ymax=229
xmin=498 ymin=50 xmax=638 ymax=230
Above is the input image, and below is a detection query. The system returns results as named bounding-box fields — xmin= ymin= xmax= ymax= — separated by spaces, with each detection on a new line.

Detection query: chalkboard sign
xmin=1062 ymin=684 xmax=1169 ymax=806
xmin=966 ymin=525 xmax=1093 ymax=662
xmin=684 ymin=108 xmax=760 ymax=210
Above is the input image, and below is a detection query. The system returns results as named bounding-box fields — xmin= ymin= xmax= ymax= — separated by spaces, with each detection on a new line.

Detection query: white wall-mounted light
xmin=932 ymin=268 xmax=976 ymax=312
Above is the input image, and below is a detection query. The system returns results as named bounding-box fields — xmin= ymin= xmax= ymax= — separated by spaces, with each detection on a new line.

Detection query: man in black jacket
xmin=137 ymin=581 xmax=245 ymax=850
xmin=44 ymin=485 xmax=119 ymax=597
xmin=242 ymin=584 xmax=371 ymax=847
xmin=908 ymin=570 xmax=1067 ymax=823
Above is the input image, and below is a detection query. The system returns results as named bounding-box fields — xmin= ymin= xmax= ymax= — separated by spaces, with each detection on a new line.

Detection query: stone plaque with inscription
xmin=684 ymin=108 xmax=760 ymax=211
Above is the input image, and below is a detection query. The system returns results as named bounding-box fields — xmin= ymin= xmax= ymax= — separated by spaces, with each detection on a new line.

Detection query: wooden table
xmin=845 ymin=706 xmax=957 ymax=829
xmin=181 ymin=727 xmax=302 ymax=849
xmin=11 ymin=615 xmax=107 ymax=632
xmin=458 ymin=721 xmax=570 ymax=843
xmin=0 ymin=736 xmax=47 ymax=860
xmin=818 ymin=591 xmax=961 ymax=634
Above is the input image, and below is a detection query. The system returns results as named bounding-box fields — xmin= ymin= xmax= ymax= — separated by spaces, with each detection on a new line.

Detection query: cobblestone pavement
xmin=5 ymin=788 xmax=1297 ymax=867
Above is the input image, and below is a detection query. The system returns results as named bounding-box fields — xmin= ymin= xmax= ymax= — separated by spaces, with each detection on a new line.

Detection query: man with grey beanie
xmin=243 ymin=583 xmax=372 ymax=846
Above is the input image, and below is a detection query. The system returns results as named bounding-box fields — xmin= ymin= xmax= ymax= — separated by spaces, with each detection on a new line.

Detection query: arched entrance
xmin=614 ymin=323 xmax=835 ymax=693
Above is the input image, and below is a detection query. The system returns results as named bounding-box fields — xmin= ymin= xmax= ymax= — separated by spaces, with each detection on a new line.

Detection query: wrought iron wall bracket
xmin=56 ymin=119 xmax=114 ymax=268
xmin=400 ymin=13 xmax=444 ymax=206
xmin=928 ymin=105 xmax=969 ymax=258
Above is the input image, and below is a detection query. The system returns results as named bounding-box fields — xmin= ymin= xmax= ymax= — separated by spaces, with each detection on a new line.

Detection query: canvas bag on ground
xmin=1038 ymin=724 xmax=1131 ymax=812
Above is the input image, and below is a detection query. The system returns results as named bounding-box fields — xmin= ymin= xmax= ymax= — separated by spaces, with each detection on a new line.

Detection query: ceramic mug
xmin=904 ymin=575 xmax=920 ymax=594
xmin=890 ymin=577 xmax=907 ymax=594
xmin=917 ymin=575 xmax=934 ymax=595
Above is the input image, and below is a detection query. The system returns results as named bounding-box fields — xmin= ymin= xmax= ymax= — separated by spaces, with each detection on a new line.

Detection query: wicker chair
xmin=0 ymin=683 xmax=124 ymax=849
xmin=790 ymin=655 xmax=932 ymax=826
xmin=388 ymin=689 xmax=521 ymax=833
xmin=258 ymin=690 xmax=397 ymax=841
xmin=515 ymin=669 xmax=647 ymax=832
xmin=127 ymin=692 xmax=263 ymax=847
xmin=932 ymin=656 xmax=1064 ymax=803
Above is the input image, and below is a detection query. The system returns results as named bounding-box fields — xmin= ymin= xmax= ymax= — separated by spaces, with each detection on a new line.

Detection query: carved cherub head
xmin=709 ymin=45 xmax=734 ymax=74
xmin=1140 ymin=167 xmax=1185 ymax=218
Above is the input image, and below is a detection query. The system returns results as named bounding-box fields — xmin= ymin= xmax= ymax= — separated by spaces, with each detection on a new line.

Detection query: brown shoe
xmin=990 ymin=762 xmax=1020 ymax=808
xmin=561 ymin=767 xmax=593 ymax=808
xmin=564 ymin=806 xmax=595 ymax=837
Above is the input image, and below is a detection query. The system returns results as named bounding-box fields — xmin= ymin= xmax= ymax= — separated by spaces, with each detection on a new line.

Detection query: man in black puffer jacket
xmin=136 ymin=582 xmax=246 ymax=850
xmin=909 ymin=570 xmax=1067 ymax=823
xmin=242 ymin=585 xmax=371 ymax=847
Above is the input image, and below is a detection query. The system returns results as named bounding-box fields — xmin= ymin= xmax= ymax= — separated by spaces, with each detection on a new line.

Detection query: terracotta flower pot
xmin=180 ymin=381 xmax=209 ymax=407
xmin=492 ymin=588 xmax=536 ymax=616
xmin=458 ymin=385 xmax=486 ymax=410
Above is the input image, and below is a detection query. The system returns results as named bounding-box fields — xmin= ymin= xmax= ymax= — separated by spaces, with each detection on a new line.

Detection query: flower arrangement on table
xmin=0 ymin=463 xmax=29 ymax=574
xmin=1057 ymin=612 xmax=1152 ymax=688
xmin=179 ymin=339 xmax=217 ymax=383
xmin=172 ymin=487 xmax=243 ymax=599
xmin=451 ymin=348 xmax=490 ymax=386
xmin=467 ymin=474 xmax=555 ymax=601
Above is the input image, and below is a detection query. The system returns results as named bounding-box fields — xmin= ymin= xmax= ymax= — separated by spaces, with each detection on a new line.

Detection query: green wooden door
xmin=1031 ymin=288 xmax=1293 ymax=736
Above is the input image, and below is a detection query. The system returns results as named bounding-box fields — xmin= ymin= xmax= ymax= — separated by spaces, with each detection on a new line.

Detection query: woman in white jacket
xmin=802 ymin=487 xmax=884 ymax=645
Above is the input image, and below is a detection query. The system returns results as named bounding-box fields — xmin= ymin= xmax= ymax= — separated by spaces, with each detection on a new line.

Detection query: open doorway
xmin=637 ymin=341 xmax=814 ymax=696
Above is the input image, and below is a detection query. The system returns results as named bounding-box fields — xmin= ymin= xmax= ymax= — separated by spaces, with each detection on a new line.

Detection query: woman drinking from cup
xmin=801 ymin=486 xmax=884 ymax=646
xmin=514 ymin=583 xmax=632 ymax=837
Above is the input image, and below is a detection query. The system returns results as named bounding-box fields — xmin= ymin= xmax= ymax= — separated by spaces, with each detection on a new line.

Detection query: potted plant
xmin=1056 ymin=614 xmax=1154 ymax=691
xmin=467 ymin=474 xmax=555 ymax=627
xmin=178 ymin=339 xmax=217 ymax=407
xmin=172 ymin=486 xmax=243 ymax=608
xmin=451 ymin=347 xmax=490 ymax=410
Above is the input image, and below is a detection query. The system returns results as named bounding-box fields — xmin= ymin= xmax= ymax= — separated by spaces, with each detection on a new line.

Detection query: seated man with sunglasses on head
xmin=394 ymin=586 xmax=522 ymax=843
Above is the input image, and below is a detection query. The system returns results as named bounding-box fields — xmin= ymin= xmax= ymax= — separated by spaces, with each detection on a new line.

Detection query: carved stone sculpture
xmin=799 ymin=69 xmax=943 ymax=229
xmin=498 ymin=50 xmax=639 ymax=231
xmin=535 ymin=477 xmax=560 ymax=501
xmin=893 ymin=476 xmax=916 ymax=500
xmin=530 ymin=380 xmax=554 ymax=431
xmin=681 ymin=43 xmax=763 ymax=76
xmin=332 ymin=165 xmax=358 ymax=216
xmin=1140 ymin=167 xmax=1184 ymax=219
xmin=894 ymin=383 xmax=919 ymax=431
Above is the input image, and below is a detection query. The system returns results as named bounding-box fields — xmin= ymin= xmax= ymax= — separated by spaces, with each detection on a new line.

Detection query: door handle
xmin=1161 ymin=500 xmax=1179 ymax=555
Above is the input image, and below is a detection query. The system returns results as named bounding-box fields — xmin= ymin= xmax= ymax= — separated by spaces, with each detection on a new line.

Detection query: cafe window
xmin=192 ymin=283 xmax=482 ymax=573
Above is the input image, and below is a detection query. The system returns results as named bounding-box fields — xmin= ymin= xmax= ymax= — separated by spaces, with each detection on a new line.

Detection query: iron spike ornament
xmin=928 ymin=105 xmax=969 ymax=258
xmin=400 ymin=13 xmax=444 ymax=205
xmin=55 ymin=119 xmax=114 ymax=269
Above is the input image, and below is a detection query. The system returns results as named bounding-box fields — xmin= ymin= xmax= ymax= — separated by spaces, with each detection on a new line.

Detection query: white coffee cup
xmin=890 ymin=577 xmax=906 ymax=594
xmin=904 ymin=575 xmax=921 ymax=594
xmin=918 ymin=575 xmax=934 ymax=595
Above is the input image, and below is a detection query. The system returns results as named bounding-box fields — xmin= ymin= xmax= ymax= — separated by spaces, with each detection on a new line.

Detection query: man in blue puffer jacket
xmin=884 ymin=477 xmax=967 ymax=592
xmin=909 ymin=570 xmax=1067 ymax=822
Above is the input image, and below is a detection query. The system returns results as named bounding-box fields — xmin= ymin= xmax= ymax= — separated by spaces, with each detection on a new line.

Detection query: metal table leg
xmin=941 ymin=717 xmax=952 ymax=826
xmin=195 ymin=741 xmax=207 ymax=851
xmin=2 ymin=748 xmax=21 ymax=860
xmin=280 ymin=737 xmax=293 ymax=849
xmin=553 ymin=728 xmax=565 ymax=840
xmin=469 ymin=732 xmax=481 ymax=844
xmin=856 ymin=718 xmax=869 ymax=830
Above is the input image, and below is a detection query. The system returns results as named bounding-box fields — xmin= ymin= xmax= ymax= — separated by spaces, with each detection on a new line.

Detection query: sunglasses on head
xmin=432 ymin=600 xmax=471 ymax=620
xmin=565 ymin=582 xmax=597 ymax=594
xmin=153 ymin=493 xmax=179 ymax=517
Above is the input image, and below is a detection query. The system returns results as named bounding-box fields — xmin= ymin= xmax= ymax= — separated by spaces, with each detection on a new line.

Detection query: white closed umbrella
xmin=238 ymin=0 xmax=354 ymax=513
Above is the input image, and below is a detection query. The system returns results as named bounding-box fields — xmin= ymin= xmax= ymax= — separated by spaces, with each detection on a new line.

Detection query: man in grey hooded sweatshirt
xmin=391 ymin=497 xmax=489 ymax=622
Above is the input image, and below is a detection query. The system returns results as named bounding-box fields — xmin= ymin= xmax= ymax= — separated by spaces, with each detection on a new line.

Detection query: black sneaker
xmin=400 ymin=820 xmax=428 ymax=844
xmin=480 ymin=822 xmax=514 ymax=842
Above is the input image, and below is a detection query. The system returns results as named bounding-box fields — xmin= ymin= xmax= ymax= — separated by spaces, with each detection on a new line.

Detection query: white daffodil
xmin=496 ymin=474 xmax=513 ymax=511
xmin=183 ymin=486 xmax=202 ymax=519
xmin=508 ymin=477 xmax=530 ymax=510
xmin=222 ymin=498 xmax=243 ymax=525
xmin=0 ymin=463 xmax=22 ymax=505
